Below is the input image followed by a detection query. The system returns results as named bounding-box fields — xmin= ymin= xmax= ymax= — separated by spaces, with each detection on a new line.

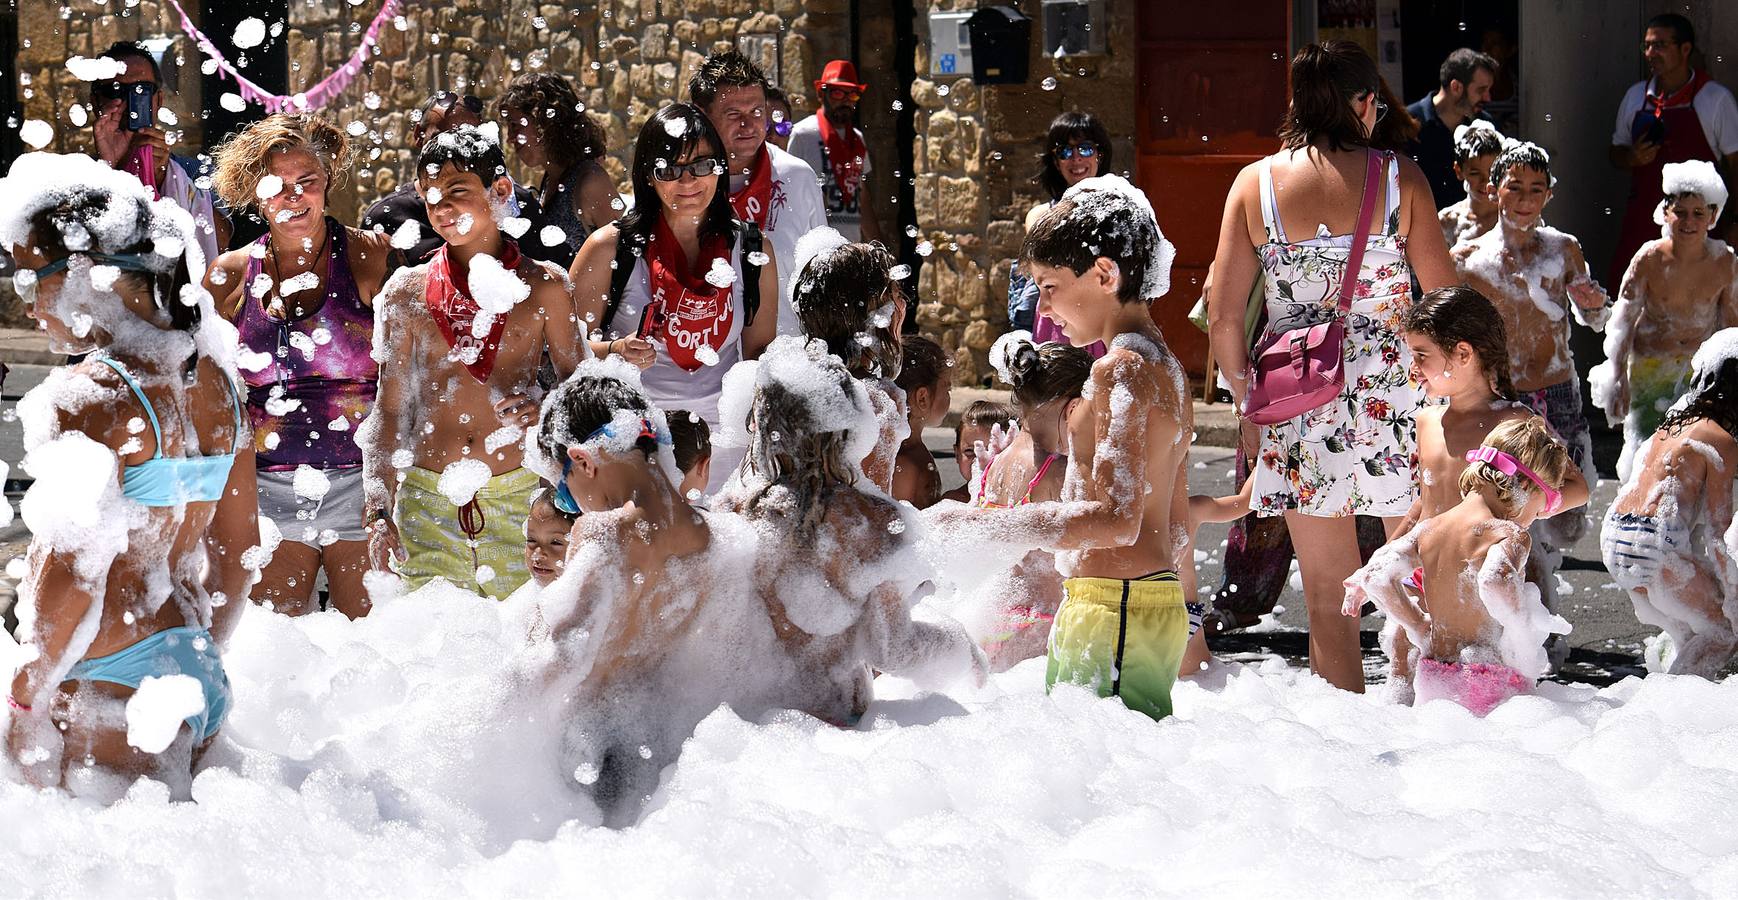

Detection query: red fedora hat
xmin=814 ymin=59 xmax=868 ymax=94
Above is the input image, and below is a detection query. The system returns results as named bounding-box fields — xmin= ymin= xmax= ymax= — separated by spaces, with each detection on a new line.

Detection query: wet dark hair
xmin=1004 ymin=339 xmax=1093 ymax=412
xmin=795 ymin=242 xmax=904 ymax=380
xmin=664 ymin=408 xmax=713 ymax=473
xmin=1491 ymin=141 xmax=1551 ymax=189
xmin=895 ymin=335 xmax=949 ymax=395
xmin=688 ymin=49 xmax=769 ymax=110
xmin=766 ymin=86 xmax=791 ymax=108
xmin=1021 ymin=193 xmax=1158 ymax=304
xmin=618 ymin=104 xmax=737 ymax=250
xmin=537 ymin=374 xmax=660 ymax=463
xmin=1439 ymin=48 xmax=1499 ymax=91
xmin=529 ymin=486 xmax=578 ymax=525
xmin=497 ymin=73 xmax=606 ymax=169
xmin=26 ymin=191 xmax=199 ymax=334
xmin=1453 ymin=123 xmax=1505 ymax=165
xmin=1647 ymin=13 xmax=1696 ymax=49
xmin=955 ymin=400 xmax=1014 ymax=449
xmin=1661 ymin=342 xmax=1738 ymax=437
xmin=1037 ymin=111 xmax=1114 ymax=202
xmin=415 ymin=123 xmax=510 ymax=188
xmin=1402 ymin=285 xmax=1516 ymax=400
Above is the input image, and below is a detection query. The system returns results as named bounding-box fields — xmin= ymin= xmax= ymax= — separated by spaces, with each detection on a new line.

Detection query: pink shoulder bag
xmin=1244 ymin=149 xmax=1384 ymax=426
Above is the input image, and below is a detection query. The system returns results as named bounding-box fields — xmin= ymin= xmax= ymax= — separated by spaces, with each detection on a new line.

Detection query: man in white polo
xmin=690 ymin=49 xmax=828 ymax=337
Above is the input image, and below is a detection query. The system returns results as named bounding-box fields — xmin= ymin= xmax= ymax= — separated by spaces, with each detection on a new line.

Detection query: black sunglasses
xmin=433 ymin=91 xmax=485 ymax=115
xmin=653 ymin=158 xmax=725 ymax=182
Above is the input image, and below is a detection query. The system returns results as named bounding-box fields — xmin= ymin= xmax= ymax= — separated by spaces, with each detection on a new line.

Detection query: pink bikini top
xmin=976 ymin=452 xmax=1061 ymax=509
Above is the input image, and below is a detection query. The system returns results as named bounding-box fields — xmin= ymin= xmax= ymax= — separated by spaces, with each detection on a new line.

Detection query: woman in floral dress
xmin=1206 ymin=41 xmax=1456 ymax=692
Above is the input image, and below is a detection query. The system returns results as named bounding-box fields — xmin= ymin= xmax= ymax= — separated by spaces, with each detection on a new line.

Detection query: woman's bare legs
xmin=321 ymin=540 xmax=374 ymax=619
xmin=252 ymin=541 xmax=320 ymax=615
xmin=1285 ymin=510 xmax=1365 ymax=692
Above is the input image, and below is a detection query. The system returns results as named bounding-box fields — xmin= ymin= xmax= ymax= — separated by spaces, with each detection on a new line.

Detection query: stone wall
xmin=909 ymin=0 xmax=1139 ymax=384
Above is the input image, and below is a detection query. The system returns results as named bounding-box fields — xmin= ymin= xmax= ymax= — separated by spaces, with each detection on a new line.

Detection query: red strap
xmin=1336 ymin=150 xmax=1383 ymax=313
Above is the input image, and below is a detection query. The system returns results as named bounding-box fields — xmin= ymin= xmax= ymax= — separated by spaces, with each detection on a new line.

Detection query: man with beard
xmin=1406 ymin=48 xmax=1498 ymax=209
xmin=1608 ymin=13 xmax=1738 ymax=288
xmin=788 ymin=60 xmax=884 ymax=244
xmin=690 ymin=49 xmax=828 ymax=336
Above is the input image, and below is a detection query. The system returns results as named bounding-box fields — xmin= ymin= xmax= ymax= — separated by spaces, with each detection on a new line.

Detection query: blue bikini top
xmin=95 ymin=357 xmax=246 ymax=507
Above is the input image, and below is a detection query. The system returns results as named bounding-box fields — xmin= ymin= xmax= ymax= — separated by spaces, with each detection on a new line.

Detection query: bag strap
xmin=603 ymin=230 xmax=641 ymax=337
xmin=1336 ymin=149 xmax=1383 ymax=314
xmin=738 ymin=220 xmax=763 ymax=327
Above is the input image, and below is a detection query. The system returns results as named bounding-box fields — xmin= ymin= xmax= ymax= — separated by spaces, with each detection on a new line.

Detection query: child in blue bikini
xmin=1 ymin=153 xmax=259 ymax=798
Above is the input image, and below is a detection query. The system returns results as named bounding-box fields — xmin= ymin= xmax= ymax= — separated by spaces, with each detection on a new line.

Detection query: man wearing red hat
xmin=788 ymin=59 xmax=884 ymax=244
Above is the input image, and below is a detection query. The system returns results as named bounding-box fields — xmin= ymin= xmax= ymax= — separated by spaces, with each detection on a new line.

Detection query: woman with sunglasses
xmin=499 ymin=74 xmax=622 ymax=269
xmin=2 ymin=152 xmax=257 ymax=796
xmin=204 ymin=114 xmax=392 ymax=620
xmin=1204 ymin=41 xmax=1454 ymax=694
xmin=569 ymin=104 xmax=779 ymax=493
xmin=1008 ymin=111 xmax=1116 ymax=355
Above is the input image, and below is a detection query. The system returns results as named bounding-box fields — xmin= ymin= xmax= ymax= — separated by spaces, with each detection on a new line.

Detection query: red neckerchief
xmin=730 ymin=145 xmax=777 ymax=227
xmin=815 ymin=113 xmax=866 ymax=208
xmin=644 ymin=218 xmax=733 ymax=373
xmin=424 ymin=239 xmax=522 ymax=383
xmin=1648 ymin=69 xmax=1711 ymax=118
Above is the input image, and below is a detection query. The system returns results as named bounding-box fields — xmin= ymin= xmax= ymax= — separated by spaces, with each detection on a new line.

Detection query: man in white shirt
xmin=1607 ymin=13 xmax=1738 ymax=286
xmin=690 ymin=49 xmax=829 ymax=336
xmin=787 ymin=59 xmax=883 ymax=247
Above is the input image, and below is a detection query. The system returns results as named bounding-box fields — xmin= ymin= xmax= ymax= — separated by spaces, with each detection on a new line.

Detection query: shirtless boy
xmin=1438 ymin=119 xmax=1504 ymax=249
xmin=1595 ymin=159 xmax=1738 ymax=479
xmin=937 ymin=175 xmax=1195 ymax=720
xmin=359 ymin=125 xmax=579 ymax=598
xmin=1452 ymin=142 xmax=1608 ymax=649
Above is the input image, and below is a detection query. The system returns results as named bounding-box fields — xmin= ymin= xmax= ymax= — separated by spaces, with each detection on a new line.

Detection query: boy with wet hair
xmin=359 ymin=124 xmax=580 ymax=599
xmin=935 ymin=174 xmax=1195 ymax=721
xmin=892 ymin=335 xmax=950 ymax=508
xmin=1439 ymin=119 xmax=1505 ymax=248
xmin=1453 ymin=141 xmax=1609 ymax=658
xmin=1593 ymin=159 xmax=1738 ymax=479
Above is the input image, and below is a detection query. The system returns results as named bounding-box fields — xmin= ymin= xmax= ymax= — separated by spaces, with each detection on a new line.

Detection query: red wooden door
xmin=1134 ymin=5 xmax=1292 ymax=380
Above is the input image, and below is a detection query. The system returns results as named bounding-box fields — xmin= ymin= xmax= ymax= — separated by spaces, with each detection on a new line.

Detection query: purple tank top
xmin=236 ymin=218 xmax=378 ymax=471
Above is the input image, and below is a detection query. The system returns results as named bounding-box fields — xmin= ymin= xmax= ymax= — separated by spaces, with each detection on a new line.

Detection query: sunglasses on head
xmin=433 ymin=90 xmax=485 ymax=115
xmin=1055 ymin=142 xmax=1098 ymax=160
xmin=653 ymin=158 xmax=725 ymax=182
xmin=825 ymin=87 xmax=861 ymax=103
xmin=91 ymin=79 xmax=156 ymax=103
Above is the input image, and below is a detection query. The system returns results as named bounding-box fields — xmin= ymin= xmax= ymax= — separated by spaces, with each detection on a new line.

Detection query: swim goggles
xmin=12 ymin=252 xmax=158 ymax=306
xmin=1464 ymin=447 xmax=1561 ymax=514
xmin=768 ymin=119 xmax=794 ymax=137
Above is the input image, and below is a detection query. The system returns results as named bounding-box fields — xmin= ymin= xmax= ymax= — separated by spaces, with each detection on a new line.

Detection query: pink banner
xmin=164 ymin=0 xmax=402 ymax=114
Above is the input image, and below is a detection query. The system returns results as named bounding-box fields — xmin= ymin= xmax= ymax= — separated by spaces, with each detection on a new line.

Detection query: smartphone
xmin=125 ymin=83 xmax=154 ymax=131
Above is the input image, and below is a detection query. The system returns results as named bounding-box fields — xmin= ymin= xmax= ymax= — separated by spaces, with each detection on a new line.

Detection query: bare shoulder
xmin=377 ymin=263 xmax=428 ymax=312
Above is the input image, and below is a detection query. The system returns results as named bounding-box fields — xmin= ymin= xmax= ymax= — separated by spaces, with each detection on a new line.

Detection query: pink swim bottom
xmin=1413 ymin=657 xmax=1531 ymax=717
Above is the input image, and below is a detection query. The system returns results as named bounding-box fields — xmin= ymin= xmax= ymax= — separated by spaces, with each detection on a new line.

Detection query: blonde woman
xmin=204 ymin=114 xmax=393 ymax=618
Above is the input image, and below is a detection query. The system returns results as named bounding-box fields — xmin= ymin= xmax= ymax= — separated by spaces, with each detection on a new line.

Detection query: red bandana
xmin=1648 ymin=68 xmax=1711 ymax=118
xmin=816 ymin=114 xmax=866 ymax=208
xmin=424 ymin=239 xmax=522 ymax=383
xmin=730 ymin=145 xmax=781 ymax=229
xmin=643 ymin=218 xmax=734 ymax=373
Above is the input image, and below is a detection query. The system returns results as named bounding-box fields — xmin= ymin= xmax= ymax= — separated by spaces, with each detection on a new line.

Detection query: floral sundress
xmin=1250 ymin=150 xmax=1422 ymax=518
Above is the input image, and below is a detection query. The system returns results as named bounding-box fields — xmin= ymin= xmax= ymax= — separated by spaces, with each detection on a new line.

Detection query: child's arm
xmin=861 ymin=580 xmax=988 ymax=688
xmin=1596 ymin=252 xmax=1649 ymax=421
xmin=356 ymin=274 xmax=418 ymax=572
xmin=1187 ymin=473 xmax=1253 ymax=535
xmin=1563 ymin=238 xmax=1612 ymax=330
xmin=1479 ymin=528 xmax=1569 ymax=678
xmin=1706 ymin=453 xmax=1736 ymax=593
xmin=536 ymin=264 xmax=581 ymax=381
xmin=1548 ymin=459 xmax=1592 ymax=518
xmin=1342 ymin=528 xmax=1428 ymax=647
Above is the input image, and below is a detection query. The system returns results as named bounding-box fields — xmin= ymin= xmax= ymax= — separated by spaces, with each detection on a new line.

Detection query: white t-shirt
xmin=787 ymin=115 xmax=873 ymax=242
xmin=1611 ymin=74 xmax=1738 ymax=155
xmin=732 ymin=144 xmax=828 ymax=337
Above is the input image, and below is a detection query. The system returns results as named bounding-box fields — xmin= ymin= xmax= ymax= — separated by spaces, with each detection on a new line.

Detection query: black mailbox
xmin=967 ymin=6 xmax=1031 ymax=85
